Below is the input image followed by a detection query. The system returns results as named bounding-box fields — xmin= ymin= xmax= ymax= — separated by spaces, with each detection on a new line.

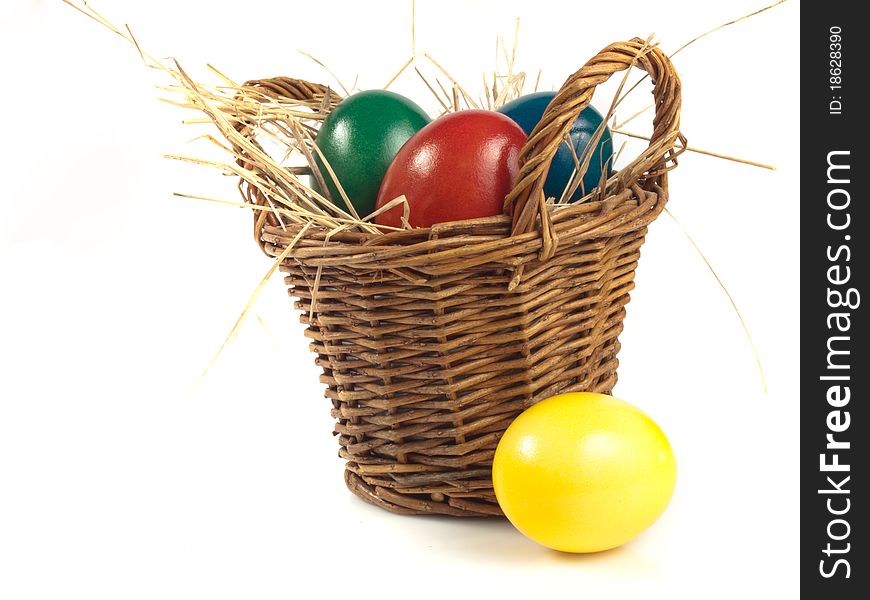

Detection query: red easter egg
xmin=374 ymin=110 xmax=527 ymax=228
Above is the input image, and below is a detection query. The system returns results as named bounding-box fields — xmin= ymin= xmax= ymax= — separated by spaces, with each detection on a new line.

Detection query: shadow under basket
xmin=237 ymin=38 xmax=683 ymax=517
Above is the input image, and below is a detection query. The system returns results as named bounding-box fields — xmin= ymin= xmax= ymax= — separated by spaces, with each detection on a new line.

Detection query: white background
xmin=1 ymin=1 xmax=799 ymax=598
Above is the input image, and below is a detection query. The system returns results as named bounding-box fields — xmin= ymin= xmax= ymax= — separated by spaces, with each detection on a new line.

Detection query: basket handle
xmin=232 ymin=77 xmax=340 ymax=249
xmin=504 ymin=38 xmax=683 ymax=260
xmin=236 ymin=76 xmax=335 ymax=104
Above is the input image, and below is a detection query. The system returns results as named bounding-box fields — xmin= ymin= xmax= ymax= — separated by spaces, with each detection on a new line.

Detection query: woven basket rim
xmin=259 ymin=184 xmax=665 ymax=274
xmin=236 ymin=38 xmax=684 ymax=275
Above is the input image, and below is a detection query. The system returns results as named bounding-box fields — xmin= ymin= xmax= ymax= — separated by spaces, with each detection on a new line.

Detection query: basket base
xmin=344 ymin=469 xmax=504 ymax=518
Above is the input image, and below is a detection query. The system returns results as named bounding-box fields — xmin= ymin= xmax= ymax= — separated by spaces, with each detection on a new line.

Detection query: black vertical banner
xmin=802 ymin=1 xmax=867 ymax=596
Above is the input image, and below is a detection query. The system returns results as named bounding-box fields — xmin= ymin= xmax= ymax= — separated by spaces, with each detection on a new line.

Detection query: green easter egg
xmin=313 ymin=90 xmax=430 ymax=217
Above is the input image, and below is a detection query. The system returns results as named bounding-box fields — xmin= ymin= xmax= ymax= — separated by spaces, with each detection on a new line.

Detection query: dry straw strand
xmin=612 ymin=129 xmax=776 ymax=170
xmin=664 ymin=208 xmax=768 ymax=393
xmin=608 ymin=0 xmax=788 ymax=168
xmin=198 ymin=221 xmax=313 ymax=382
xmin=384 ymin=56 xmax=414 ymax=90
xmin=298 ymin=50 xmax=351 ymax=96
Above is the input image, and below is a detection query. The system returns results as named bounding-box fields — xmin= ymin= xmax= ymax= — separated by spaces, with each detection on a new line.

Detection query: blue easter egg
xmin=498 ymin=91 xmax=613 ymax=201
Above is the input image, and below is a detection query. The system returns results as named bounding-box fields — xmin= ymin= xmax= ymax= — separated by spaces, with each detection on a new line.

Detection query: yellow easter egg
xmin=492 ymin=392 xmax=676 ymax=553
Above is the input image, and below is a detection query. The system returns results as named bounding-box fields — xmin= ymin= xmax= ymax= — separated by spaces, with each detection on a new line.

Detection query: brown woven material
xmin=239 ymin=39 xmax=683 ymax=517
xmin=232 ymin=77 xmax=341 ymax=245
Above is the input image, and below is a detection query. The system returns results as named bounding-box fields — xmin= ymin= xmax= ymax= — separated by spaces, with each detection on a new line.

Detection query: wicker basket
xmin=235 ymin=39 xmax=683 ymax=517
